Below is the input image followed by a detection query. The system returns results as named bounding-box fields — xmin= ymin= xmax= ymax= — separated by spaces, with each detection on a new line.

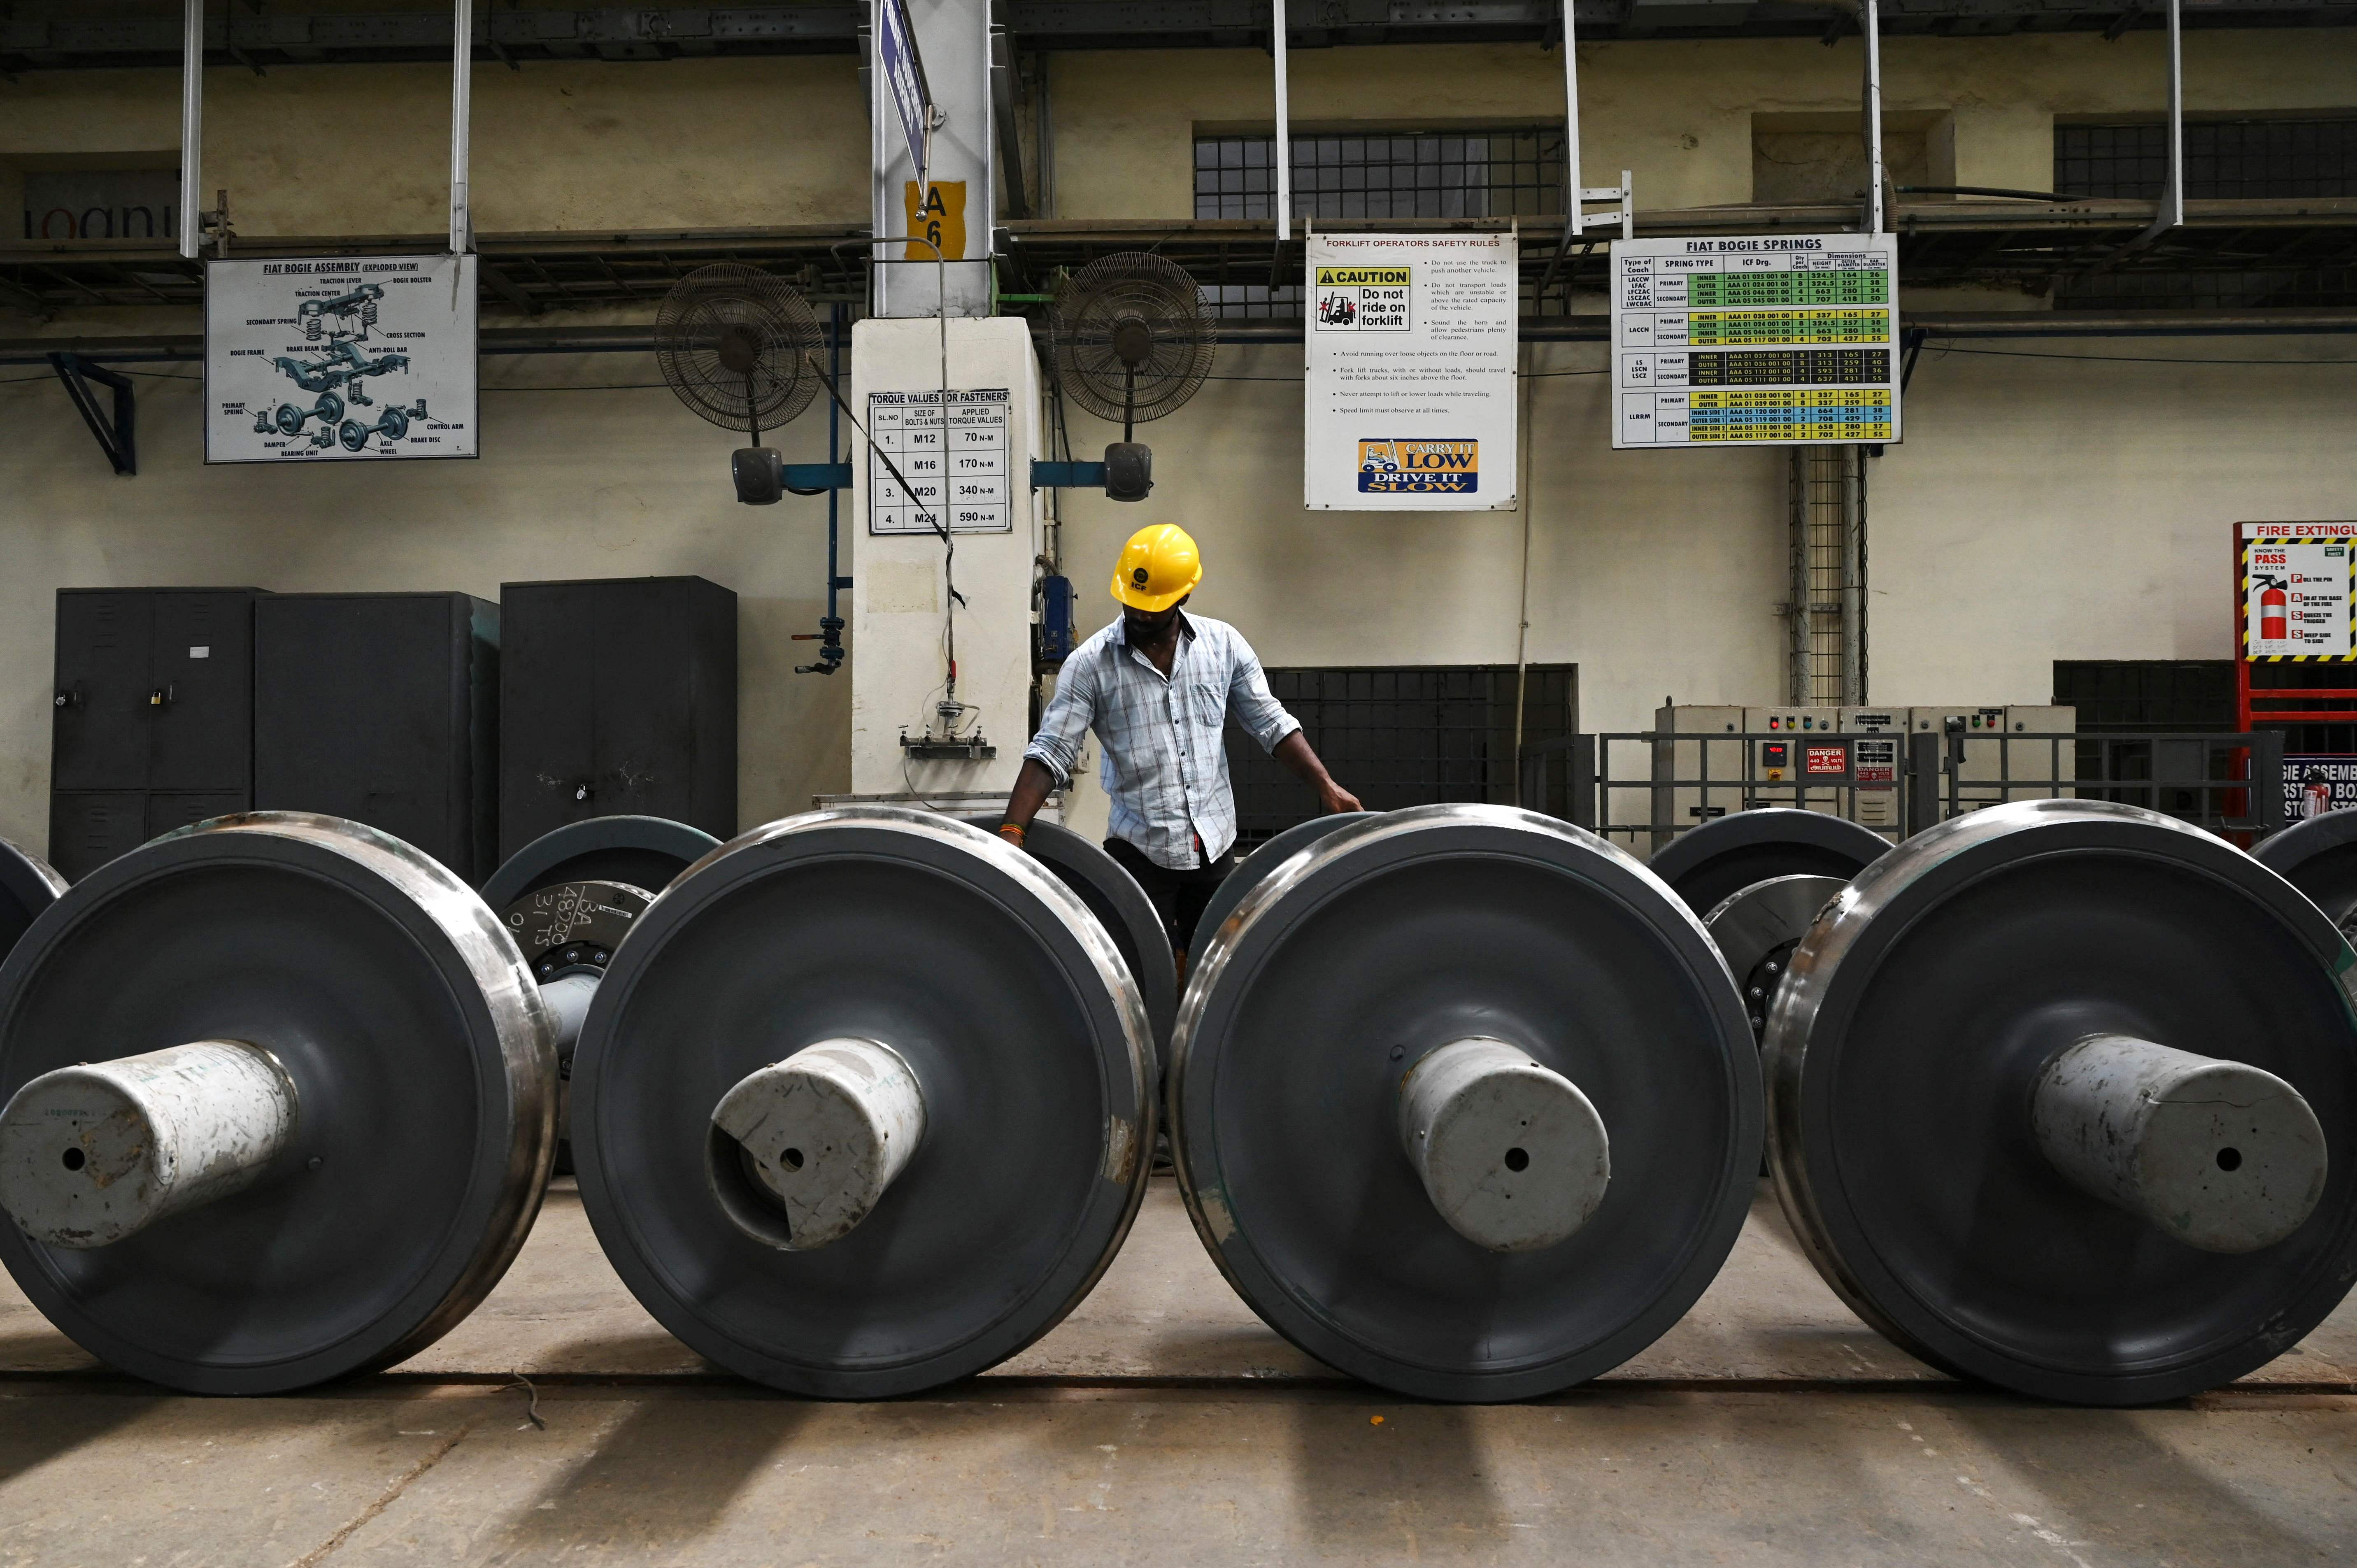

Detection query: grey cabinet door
xmin=48 ymin=791 xmax=149 ymax=881
xmin=51 ymin=592 xmax=154 ymax=792
xmin=147 ymin=591 xmax=256 ymax=792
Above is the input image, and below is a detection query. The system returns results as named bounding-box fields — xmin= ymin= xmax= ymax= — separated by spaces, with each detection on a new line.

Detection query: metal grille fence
xmin=1226 ymin=664 xmax=1578 ymax=851
xmin=1787 ymin=447 xmax=1866 ymax=705
xmin=1529 ymin=730 xmax=2285 ymax=855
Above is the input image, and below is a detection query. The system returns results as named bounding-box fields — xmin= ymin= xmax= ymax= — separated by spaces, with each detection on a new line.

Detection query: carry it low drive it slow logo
xmin=1359 ymin=440 xmax=1478 ymax=494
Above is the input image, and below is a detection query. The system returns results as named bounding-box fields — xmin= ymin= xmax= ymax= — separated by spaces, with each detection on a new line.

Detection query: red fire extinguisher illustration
xmin=2303 ymin=768 xmax=2334 ymax=819
xmin=2261 ymin=578 xmax=2289 ymax=642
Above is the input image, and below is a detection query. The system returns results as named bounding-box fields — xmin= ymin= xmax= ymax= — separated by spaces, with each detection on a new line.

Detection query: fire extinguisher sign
xmin=2241 ymin=524 xmax=2357 ymax=660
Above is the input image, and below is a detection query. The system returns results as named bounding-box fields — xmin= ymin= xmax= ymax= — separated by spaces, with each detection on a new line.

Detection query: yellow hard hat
xmin=1110 ymin=523 xmax=1202 ymax=612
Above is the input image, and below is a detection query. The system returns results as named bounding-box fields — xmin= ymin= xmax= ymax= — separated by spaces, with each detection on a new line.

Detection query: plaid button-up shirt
xmin=1023 ymin=612 xmax=1301 ymax=870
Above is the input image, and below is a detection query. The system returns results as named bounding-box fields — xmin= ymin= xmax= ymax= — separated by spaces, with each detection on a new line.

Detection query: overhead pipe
xmin=795 ymin=303 xmax=851 ymax=676
xmin=9 ymin=309 xmax=2357 ymax=371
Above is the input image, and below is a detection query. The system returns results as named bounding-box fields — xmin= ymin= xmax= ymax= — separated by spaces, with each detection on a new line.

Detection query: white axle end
xmin=2032 ymin=1033 xmax=2327 ymax=1254
xmin=1397 ymin=1037 xmax=1609 ymax=1254
xmin=710 ymin=1038 xmax=926 ymax=1251
xmin=0 ymin=1040 xmax=298 ymax=1249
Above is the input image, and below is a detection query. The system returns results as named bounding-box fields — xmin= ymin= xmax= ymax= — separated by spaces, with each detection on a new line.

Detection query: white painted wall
xmin=849 ymin=316 xmax=1044 ymax=798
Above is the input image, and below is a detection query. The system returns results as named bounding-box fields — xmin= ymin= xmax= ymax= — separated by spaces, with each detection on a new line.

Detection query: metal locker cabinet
xmin=498 ymin=576 xmax=737 ymax=863
xmin=51 ymin=591 xmax=156 ymax=792
xmin=254 ymin=593 xmax=500 ymax=883
xmin=50 ymin=587 xmax=263 ymax=879
xmin=681 ymin=575 xmax=738 ymax=839
xmin=143 ymin=792 xmax=251 ymax=840
xmin=496 ymin=579 xmax=597 ymax=855
xmin=47 ymin=791 xmax=150 ymax=881
xmin=147 ymin=591 xmax=258 ymax=793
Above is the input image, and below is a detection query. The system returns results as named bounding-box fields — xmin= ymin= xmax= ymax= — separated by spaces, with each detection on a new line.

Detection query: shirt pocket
xmin=1189 ymin=680 xmax=1227 ymax=730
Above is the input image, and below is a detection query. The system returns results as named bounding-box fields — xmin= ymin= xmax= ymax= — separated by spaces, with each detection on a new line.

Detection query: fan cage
xmin=1049 ymin=252 xmax=1216 ymax=428
xmin=655 ymin=262 xmax=825 ymax=436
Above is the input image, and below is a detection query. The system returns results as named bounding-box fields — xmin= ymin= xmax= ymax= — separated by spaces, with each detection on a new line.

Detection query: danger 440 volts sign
xmin=1304 ymin=233 xmax=1516 ymax=512
xmin=2239 ymin=523 xmax=2357 ymax=660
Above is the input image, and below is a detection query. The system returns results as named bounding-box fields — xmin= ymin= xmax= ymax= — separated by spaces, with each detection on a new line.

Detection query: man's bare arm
xmin=1273 ymin=731 xmax=1363 ymax=815
xmin=999 ymin=758 xmax=1060 ymax=843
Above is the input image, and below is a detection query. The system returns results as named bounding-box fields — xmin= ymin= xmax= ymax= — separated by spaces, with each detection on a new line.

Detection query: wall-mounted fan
xmin=1048 ymin=252 xmax=1215 ymax=503
xmin=654 ymin=263 xmax=824 ymax=505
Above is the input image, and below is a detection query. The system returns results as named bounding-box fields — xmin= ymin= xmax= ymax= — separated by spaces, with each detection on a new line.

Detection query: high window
xmin=1194 ymin=130 xmax=1567 ymax=222
xmin=2055 ymin=117 xmax=2357 ymax=201
xmin=2052 ymin=116 xmax=2357 ymax=309
xmin=1192 ymin=130 xmax=1564 ymax=319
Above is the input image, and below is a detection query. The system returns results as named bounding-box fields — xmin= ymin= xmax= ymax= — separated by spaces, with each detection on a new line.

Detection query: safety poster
xmin=1611 ymin=235 xmax=1901 ymax=449
xmin=2239 ymin=523 xmax=2356 ymax=660
xmin=1303 ymin=232 xmax=1517 ymax=512
xmin=866 ymin=388 xmax=1012 ymax=535
xmin=203 ymin=254 xmax=478 ymax=463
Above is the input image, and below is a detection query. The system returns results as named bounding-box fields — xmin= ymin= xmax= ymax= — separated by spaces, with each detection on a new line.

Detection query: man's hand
xmin=1273 ymin=731 xmax=1362 ymax=817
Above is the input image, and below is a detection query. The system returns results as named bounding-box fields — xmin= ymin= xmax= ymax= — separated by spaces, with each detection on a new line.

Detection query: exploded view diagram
xmin=255 ymin=288 xmax=427 ymax=453
xmin=204 ymin=254 xmax=479 ymax=464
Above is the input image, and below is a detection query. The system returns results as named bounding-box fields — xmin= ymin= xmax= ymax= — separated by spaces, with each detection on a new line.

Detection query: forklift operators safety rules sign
xmin=1304 ymin=232 xmax=1517 ymax=512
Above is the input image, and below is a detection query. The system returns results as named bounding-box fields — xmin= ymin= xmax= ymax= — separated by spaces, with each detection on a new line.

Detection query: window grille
xmin=2052 ymin=119 xmax=2357 ymax=310
xmin=1225 ymin=664 xmax=1578 ymax=851
xmin=2051 ymin=662 xmax=2234 ymax=733
xmin=1194 ymin=130 xmax=1565 ymax=319
xmin=2055 ymin=118 xmax=2357 ymax=201
xmin=1195 ymin=131 xmax=1566 ymax=223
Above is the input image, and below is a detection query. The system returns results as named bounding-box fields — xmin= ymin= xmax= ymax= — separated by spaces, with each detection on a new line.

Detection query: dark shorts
xmin=1103 ymin=837 xmax=1236 ymax=961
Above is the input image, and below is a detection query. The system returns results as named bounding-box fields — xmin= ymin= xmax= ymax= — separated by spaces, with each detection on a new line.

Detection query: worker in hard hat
xmin=1001 ymin=522 xmax=1361 ymax=970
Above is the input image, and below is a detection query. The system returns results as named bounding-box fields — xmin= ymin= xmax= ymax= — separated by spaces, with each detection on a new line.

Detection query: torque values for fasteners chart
xmin=866 ymin=388 xmax=1014 ymax=535
xmin=1611 ymin=235 xmax=1902 ymax=449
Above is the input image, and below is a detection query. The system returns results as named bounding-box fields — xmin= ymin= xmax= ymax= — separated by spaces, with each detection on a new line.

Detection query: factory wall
xmin=0 ymin=36 xmax=2353 ymax=853
xmin=5 ymin=331 xmax=2350 ymax=852
xmin=0 ymin=57 xmax=867 ymax=235
xmin=7 ymin=34 xmax=2355 ymax=236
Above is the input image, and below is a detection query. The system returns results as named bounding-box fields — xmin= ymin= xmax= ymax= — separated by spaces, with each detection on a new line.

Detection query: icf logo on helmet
xmin=1358 ymin=439 xmax=1478 ymax=494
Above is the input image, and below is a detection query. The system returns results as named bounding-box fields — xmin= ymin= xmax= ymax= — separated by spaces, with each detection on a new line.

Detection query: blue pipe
xmin=795 ymin=303 xmax=850 ymax=675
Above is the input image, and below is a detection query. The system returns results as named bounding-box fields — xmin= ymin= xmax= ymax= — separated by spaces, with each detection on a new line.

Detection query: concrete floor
xmin=1 ymin=1180 xmax=2351 ymax=1565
